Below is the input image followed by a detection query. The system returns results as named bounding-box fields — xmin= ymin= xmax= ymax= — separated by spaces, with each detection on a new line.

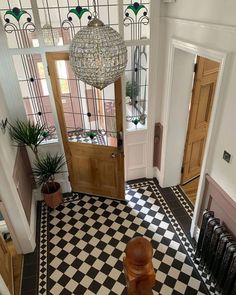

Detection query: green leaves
xmin=9 ymin=120 xmax=49 ymax=149
xmin=33 ymin=153 xmax=66 ymax=185
xmin=126 ymin=80 xmax=140 ymax=99
xmin=6 ymin=7 xmax=27 ymax=22
xmin=69 ymin=6 xmax=89 ymax=19
xmin=127 ymin=3 xmax=145 ymax=16
xmin=86 ymin=131 xmax=97 ymax=140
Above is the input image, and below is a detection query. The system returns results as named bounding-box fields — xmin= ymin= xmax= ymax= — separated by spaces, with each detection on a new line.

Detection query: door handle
xmin=111 ymin=151 xmax=124 ymax=158
xmin=117 ymin=131 xmax=123 ymax=152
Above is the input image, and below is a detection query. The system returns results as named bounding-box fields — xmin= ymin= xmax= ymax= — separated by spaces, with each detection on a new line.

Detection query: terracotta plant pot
xmin=41 ymin=182 xmax=63 ymax=209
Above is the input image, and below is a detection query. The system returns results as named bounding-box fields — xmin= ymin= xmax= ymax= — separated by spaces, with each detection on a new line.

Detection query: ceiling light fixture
xmin=42 ymin=0 xmax=60 ymax=46
xmin=69 ymin=0 xmax=127 ymax=90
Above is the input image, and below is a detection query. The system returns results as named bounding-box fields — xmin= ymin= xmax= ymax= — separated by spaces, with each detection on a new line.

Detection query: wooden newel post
xmin=123 ymin=236 xmax=156 ymax=295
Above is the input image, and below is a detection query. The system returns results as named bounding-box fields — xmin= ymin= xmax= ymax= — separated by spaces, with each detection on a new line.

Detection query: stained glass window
xmin=2 ymin=0 xmax=152 ymax=138
xmin=37 ymin=0 xmax=119 ymax=46
xmin=55 ymin=60 xmax=117 ymax=146
xmin=0 ymin=0 xmax=36 ymax=48
xmin=12 ymin=54 xmax=57 ymax=140
xmin=123 ymin=0 xmax=150 ymax=40
xmin=125 ymin=45 xmax=149 ymax=130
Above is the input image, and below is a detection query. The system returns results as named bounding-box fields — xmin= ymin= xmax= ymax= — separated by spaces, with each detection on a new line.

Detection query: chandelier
xmin=42 ymin=0 xmax=60 ymax=46
xmin=69 ymin=0 xmax=127 ymax=90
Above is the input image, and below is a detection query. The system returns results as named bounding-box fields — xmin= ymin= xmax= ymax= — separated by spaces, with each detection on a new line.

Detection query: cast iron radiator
xmin=194 ymin=210 xmax=236 ymax=295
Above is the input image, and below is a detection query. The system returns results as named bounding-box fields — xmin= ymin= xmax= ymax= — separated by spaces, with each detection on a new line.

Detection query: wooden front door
xmin=47 ymin=52 xmax=125 ymax=199
xmin=0 ymin=233 xmax=14 ymax=295
xmin=181 ymin=56 xmax=220 ymax=184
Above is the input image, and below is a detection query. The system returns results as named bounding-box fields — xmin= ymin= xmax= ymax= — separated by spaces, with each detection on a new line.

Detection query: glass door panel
xmin=55 ymin=60 xmax=117 ymax=147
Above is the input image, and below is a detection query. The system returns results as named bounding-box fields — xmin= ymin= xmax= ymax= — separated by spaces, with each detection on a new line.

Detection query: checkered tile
xmin=68 ymin=133 xmax=105 ymax=145
xmin=171 ymin=186 xmax=194 ymax=218
xmin=38 ymin=180 xmax=217 ymax=294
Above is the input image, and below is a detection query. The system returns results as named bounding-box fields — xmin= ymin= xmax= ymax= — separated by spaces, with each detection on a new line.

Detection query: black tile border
xmin=21 ymin=202 xmax=41 ymax=295
xmin=176 ymin=185 xmax=195 ymax=211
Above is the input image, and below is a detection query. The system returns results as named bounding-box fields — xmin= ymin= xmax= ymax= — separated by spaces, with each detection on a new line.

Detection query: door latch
xmin=117 ymin=131 xmax=123 ymax=152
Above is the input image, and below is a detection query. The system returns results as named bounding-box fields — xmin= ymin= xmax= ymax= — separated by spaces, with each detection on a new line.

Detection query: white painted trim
xmin=0 ymin=221 xmax=8 ymax=233
xmin=126 ymin=142 xmax=147 ymax=146
xmin=193 ymin=226 xmax=200 ymax=242
xmin=0 ymin=275 xmax=11 ymax=295
xmin=160 ymin=38 xmax=228 ymax=238
xmin=128 ymin=165 xmax=147 ymax=170
xmin=153 ymin=166 xmax=161 ymax=182
xmin=146 ymin=0 xmax=161 ymax=179
xmin=0 ymin=202 xmax=22 ymax=254
xmin=161 ymin=17 xmax=236 ymax=35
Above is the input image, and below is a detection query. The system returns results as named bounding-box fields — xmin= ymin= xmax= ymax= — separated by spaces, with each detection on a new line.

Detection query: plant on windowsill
xmin=126 ymin=80 xmax=140 ymax=105
xmin=32 ymin=153 xmax=66 ymax=209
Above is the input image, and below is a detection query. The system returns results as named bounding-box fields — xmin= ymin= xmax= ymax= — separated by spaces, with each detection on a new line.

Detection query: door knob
xmin=111 ymin=153 xmax=117 ymax=158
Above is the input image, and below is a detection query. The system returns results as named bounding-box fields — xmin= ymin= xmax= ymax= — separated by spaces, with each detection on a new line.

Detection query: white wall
xmin=0 ymin=275 xmax=10 ymax=295
xmin=158 ymin=2 xmax=236 ymax=201
xmin=0 ymin=85 xmax=36 ymax=253
xmin=161 ymin=0 xmax=236 ymax=26
xmin=160 ymin=49 xmax=195 ymax=187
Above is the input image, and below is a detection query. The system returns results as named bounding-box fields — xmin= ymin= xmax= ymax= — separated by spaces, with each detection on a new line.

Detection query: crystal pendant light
xmin=69 ymin=0 xmax=127 ymax=90
xmin=42 ymin=0 xmax=60 ymax=46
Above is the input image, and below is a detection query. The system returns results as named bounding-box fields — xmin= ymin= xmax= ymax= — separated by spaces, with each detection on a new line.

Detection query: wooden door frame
xmin=159 ymin=38 xmax=228 ymax=240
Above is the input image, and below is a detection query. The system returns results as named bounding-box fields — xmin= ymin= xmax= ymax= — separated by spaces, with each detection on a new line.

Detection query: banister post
xmin=123 ymin=236 xmax=156 ymax=295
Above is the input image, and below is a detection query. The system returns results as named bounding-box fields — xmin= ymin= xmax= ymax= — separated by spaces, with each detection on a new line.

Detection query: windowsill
xmin=40 ymin=138 xmax=59 ymax=145
xmin=126 ymin=125 xmax=147 ymax=133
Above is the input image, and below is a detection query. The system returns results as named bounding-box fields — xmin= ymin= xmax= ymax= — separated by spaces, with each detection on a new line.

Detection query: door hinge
xmin=47 ymin=66 xmax=50 ymax=76
xmin=194 ymin=63 xmax=198 ymax=73
xmin=181 ymin=166 xmax=184 ymax=174
xmin=68 ymin=175 xmax=70 ymax=182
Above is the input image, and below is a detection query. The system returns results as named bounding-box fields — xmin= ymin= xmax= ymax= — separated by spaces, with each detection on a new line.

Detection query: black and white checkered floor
xmin=37 ymin=180 xmax=218 ymax=295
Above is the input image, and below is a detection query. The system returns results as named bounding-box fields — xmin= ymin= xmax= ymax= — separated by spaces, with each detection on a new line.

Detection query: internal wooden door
xmin=181 ymin=56 xmax=220 ymax=184
xmin=0 ymin=232 xmax=14 ymax=295
xmin=47 ymin=52 xmax=125 ymax=199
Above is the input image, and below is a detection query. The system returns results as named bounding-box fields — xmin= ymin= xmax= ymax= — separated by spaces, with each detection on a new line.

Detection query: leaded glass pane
xmin=37 ymin=0 xmax=119 ymax=46
xmin=0 ymin=1 xmax=37 ymax=48
xmin=12 ymin=54 xmax=57 ymax=140
xmin=123 ymin=0 xmax=150 ymax=41
xmin=55 ymin=60 xmax=117 ymax=147
xmin=125 ymin=45 xmax=149 ymax=130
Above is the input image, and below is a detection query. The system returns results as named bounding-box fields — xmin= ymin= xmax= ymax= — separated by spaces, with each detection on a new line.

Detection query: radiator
xmin=194 ymin=210 xmax=236 ymax=295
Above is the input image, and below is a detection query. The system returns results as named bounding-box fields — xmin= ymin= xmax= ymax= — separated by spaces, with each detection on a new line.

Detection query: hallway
xmin=21 ymin=180 xmax=216 ymax=295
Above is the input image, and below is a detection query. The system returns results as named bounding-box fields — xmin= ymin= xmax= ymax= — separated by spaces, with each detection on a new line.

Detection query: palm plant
xmin=126 ymin=80 xmax=140 ymax=100
xmin=9 ymin=120 xmax=50 ymax=161
xmin=33 ymin=153 xmax=66 ymax=194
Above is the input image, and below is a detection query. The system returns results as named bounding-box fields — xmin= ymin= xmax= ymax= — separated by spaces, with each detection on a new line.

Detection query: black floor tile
xmin=21 ymin=276 xmax=37 ymax=292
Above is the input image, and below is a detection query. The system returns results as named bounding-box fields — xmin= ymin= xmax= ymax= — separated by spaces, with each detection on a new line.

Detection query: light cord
xmin=42 ymin=0 xmax=49 ymax=24
xmin=93 ymin=0 xmax=98 ymax=17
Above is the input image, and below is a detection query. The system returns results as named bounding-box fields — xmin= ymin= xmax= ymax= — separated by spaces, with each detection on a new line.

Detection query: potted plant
xmin=9 ymin=120 xmax=51 ymax=161
xmin=126 ymin=80 xmax=140 ymax=104
xmin=33 ymin=153 xmax=66 ymax=209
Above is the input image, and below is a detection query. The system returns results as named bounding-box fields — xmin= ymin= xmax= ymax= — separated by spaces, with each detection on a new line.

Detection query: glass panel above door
xmin=123 ymin=0 xmax=150 ymax=41
xmin=37 ymin=0 xmax=119 ymax=46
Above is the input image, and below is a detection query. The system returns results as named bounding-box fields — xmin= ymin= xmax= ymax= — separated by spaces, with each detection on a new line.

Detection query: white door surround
xmin=158 ymin=38 xmax=228 ymax=239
